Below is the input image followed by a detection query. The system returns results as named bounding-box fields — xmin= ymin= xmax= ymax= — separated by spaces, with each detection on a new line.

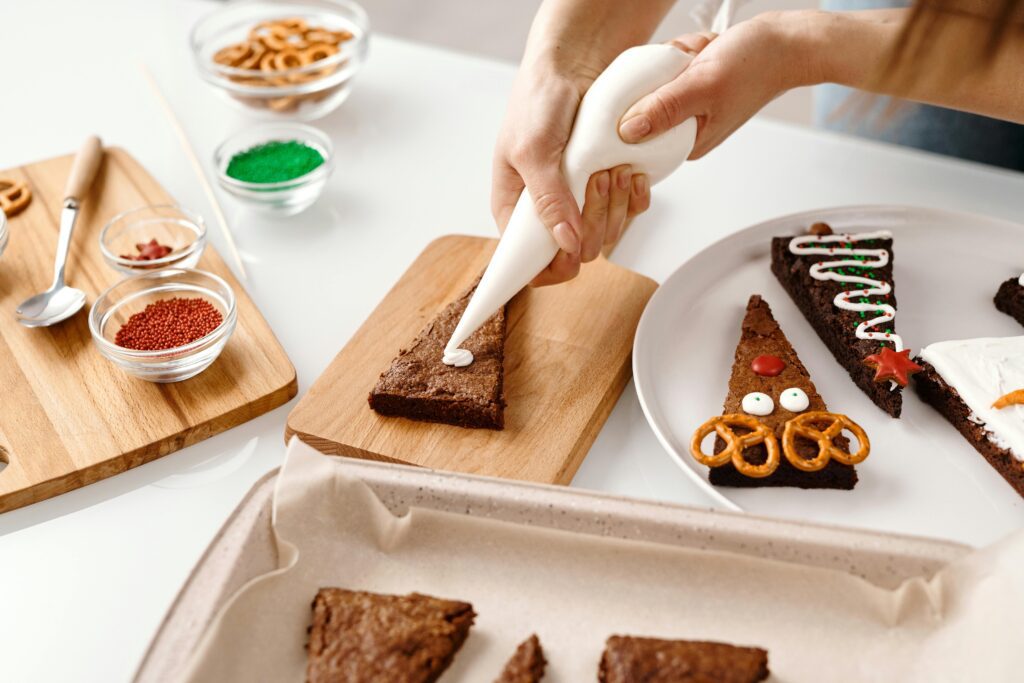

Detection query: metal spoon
xmin=17 ymin=136 xmax=103 ymax=327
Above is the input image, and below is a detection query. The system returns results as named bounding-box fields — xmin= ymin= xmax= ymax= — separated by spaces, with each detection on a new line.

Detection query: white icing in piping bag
xmin=443 ymin=44 xmax=698 ymax=366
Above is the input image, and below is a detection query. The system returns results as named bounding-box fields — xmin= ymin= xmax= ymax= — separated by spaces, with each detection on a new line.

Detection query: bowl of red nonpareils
xmin=100 ymin=205 xmax=207 ymax=275
xmin=89 ymin=268 xmax=237 ymax=382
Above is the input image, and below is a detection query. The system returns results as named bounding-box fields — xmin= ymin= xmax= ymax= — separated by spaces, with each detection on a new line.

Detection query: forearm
xmin=522 ymin=0 xmax=676 ymax=88
xmin=791 ymin=8 xmax=1024 ymax=124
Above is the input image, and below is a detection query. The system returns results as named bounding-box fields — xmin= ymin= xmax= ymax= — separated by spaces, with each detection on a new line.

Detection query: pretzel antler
xmin=0 ymin=178 xmax=31 ymax=217
xmin=781 ymin=411 xmax=870 ymax=472
xmin=690 ymin=414 xmax=780 ymax=478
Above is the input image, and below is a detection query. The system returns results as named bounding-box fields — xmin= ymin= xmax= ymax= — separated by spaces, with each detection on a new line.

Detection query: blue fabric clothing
xmin=817 ymin=0 xmax=1024 ymax=171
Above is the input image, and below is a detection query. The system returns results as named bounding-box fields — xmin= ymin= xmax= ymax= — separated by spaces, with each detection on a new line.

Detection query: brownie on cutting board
xmin=369 ymin=279 xmax=507 ymax=429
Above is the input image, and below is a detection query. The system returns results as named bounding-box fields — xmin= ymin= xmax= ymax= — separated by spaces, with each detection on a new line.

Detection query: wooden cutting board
xmin=286 ymin=235 xmax=657 ymax=484
xmin=0 ymin=148 xmax=296 ymax=512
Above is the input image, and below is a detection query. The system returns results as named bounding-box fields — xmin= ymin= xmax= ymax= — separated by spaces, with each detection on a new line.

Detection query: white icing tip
xmin=442 ymin=347 xmax=474 ymax=367
xmin=1018 ymin=272 xmax=1024 ymax=286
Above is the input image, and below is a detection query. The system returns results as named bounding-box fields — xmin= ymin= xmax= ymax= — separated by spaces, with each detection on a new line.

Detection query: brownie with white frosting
xmin=369 ymin=278 xmax=506 ymax=429
xmin=914 ymin=336 xmax=1024 ymax=499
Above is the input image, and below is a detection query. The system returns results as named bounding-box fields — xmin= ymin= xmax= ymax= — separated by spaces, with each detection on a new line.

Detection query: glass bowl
xmin=0 ymin=209 xmax=8 ymax=259
xmin=215 ymin=123 xmax=334 ymax=216
xmin=190 ymin=0 xmax=370 ymax=121
xmin=100 ymin=205 xmax=207 ymax=275
xmin=89 ymin=268 xmax=237 ymax=383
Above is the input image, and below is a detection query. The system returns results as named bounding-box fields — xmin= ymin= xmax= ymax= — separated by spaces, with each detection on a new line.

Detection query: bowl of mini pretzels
xmin=191 ymin=0 xmax=370 ymax=121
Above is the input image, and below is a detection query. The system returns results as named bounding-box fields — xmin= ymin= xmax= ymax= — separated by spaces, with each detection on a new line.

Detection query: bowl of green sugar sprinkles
xmin=215 ymin=123 xmax=334 ymax=216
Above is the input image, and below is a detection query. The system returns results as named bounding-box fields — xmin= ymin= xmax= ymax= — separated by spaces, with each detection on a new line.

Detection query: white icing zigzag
xmin=789 ymin=230 xmax=904 ymax=352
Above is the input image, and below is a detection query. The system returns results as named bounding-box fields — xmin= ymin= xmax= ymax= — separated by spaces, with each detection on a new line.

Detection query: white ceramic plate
xmin=634 ymin=205 xmax=1024 ymax=545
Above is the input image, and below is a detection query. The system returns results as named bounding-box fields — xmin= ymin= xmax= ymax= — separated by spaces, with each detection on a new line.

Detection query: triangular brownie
xmin=306 ymin=589 xmax=475 ymax=683
xmin=771 ymin=222 xmax=911 ymax=417
xmin=995 ymin=274 xmax=1024 ymax=328
xmin=598 ymin=636 xmax=769 ymax=683
xmin=494 ymin=634 xmax=546 ymax=683
xmin=369 ymin=279 xmax=507 ymax=429
xmin=693 ymin=295 xmax=867 ymax=489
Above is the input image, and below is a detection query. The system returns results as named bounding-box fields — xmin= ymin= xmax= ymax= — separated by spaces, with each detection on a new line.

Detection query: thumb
xmin=618 ymin=66 xmax=704 ymax=144
xmin=519 ymin=163 xmax=583 ymax=255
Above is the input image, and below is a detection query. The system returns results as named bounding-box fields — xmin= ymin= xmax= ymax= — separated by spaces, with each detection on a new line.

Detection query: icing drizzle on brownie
xmin=921 ymin=336 xmax=1024 ymax=461
xmin=789 ymin=230 xmax=903 ymax=352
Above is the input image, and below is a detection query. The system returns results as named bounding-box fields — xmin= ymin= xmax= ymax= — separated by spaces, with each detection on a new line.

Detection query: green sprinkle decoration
xmin=226 ymin=140 xmax=325 ymax=184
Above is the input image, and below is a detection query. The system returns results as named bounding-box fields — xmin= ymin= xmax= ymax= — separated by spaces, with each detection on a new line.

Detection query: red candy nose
xmin=751 ymin=354 xmax=786 ymax=377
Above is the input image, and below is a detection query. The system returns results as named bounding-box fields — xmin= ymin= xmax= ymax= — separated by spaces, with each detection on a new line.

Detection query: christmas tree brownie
xmin=690 ymin=295 xmax=870 ymax=489
xmin=771 ymin=222 xmax=921 ymax=418
xmin=994 ymin=273 xmax=1024 ymax=328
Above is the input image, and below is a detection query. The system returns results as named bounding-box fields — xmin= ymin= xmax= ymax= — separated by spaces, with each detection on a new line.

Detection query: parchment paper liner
xmin=180 ymin=440 xmax=1024 ymax=681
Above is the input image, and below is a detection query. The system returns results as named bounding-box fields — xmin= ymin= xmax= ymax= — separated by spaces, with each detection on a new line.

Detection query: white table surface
xmin=1 ymin=2 xmax=1023 ymax=681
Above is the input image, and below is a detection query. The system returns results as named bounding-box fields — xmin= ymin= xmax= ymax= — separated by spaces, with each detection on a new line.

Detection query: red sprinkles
xmin=115 ymin=297 xmax=223 ymax=350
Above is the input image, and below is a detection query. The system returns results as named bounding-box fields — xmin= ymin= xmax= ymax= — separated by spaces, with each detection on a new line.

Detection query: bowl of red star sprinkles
xmin=89 ymin=268 xmax=237 ymax=382
xmin=100 ymin=205 xmax=207 ymax=275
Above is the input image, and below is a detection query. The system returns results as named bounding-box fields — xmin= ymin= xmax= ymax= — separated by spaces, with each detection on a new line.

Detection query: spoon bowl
xmin=16 ymin=286 xmax=87 ymax=327
xmin=15 ymin=136 xmax=102 ymax=329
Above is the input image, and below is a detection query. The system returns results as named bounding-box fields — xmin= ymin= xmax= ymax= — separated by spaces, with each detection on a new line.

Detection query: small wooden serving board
xmin=0 ymin=148 xmax=296 ymax=512
xmin=286 ymin=235 xmax=657 ymax=484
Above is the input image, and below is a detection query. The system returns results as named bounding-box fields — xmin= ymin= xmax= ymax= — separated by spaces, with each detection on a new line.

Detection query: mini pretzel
xmin=781 ymin=411 xmax=870 ymax=472
xmin=236 ymin=41 xmax=267 ymax=70
xmin=302 ymin=43 xmax=339 ymax=64
xmin=304 ymin=28 xmax=352 ymax=45
xmin=213 ymin=42 xmax=252 ymax=67
xmin=0 ymin=178 xmax=31 ymax=216
xmin=273 ymin=48 xmax=305 ymax=71
xmin=690 ymin=414 xmax=780 ymax=478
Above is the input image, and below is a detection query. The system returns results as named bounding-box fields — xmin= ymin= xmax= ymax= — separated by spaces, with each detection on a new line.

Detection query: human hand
xmin=619 ymin=12 xmax=821 ymax=158
xmin=492 ymin=66 xmax=651 ymax=287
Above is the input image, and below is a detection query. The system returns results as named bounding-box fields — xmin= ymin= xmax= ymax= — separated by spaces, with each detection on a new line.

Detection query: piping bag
xmin=442 ymin=44 xmax=698 ymax=366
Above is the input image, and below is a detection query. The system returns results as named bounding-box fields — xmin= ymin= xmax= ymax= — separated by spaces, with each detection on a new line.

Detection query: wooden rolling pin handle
xmin=63 ymin=135 xmax=104 ymax=202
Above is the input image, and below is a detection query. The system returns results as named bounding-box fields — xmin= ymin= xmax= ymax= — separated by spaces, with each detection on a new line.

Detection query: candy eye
xmin=779 ymin=387 xmax=810 ymax=412
xmin=741 ymin=392 xmax=774 ymax=416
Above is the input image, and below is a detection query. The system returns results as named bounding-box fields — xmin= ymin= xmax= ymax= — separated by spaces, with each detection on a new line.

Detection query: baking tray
xmin=134 ymin=454 xmax=968 ymax=682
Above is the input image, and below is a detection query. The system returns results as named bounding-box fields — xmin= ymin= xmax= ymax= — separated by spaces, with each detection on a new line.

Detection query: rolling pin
xmin=443 ymin=44 xmax=698 ymax=366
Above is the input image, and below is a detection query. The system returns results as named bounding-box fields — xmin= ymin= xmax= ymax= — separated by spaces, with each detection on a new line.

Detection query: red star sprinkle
xmin=862 ymin=348 xmax=923 ymax=387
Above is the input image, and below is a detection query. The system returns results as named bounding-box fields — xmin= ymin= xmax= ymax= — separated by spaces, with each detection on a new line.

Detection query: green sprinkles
xmin=226 ymin=140 xmax=325 ymax=184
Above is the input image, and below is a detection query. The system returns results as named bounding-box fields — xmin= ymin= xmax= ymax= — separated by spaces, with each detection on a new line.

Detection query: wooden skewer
xmin=138 ymin=63 xmax=248 ymax=280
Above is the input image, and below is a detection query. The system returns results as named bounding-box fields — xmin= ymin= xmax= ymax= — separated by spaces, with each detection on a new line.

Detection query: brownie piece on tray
xmin=306 ymin=589 xmax=476 ymax=683
xmin=994 ymin=276 xmax=1024 ymax=328
xmin=690 ymin=294 xmax=869 ymax=489
xmin=914 ymin=336 xmax=1024 ymax=499
xmin=771 ymin=222 xmax=916 ymax=417
xmin=494 ymin=634 xmax=546 ymax=683
xmin=369 ymin=278 xmax=507 ymax=429
xmin=598 ymin=636 xmax=769 ymax=683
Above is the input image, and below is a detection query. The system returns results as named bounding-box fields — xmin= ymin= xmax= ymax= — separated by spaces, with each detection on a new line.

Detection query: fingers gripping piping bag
xmin=443 ymin=44 xmax=698 ymax=366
